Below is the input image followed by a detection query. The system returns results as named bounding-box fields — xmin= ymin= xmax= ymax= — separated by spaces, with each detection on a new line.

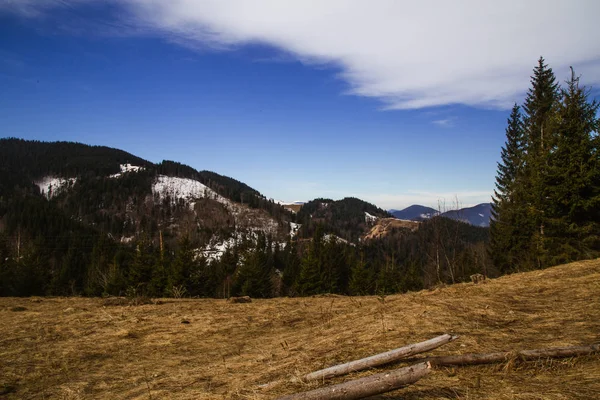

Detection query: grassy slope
xmin=1 ymin=258 xmax=599 ymax=399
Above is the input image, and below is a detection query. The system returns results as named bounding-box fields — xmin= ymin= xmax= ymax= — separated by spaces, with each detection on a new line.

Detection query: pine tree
xmin=320 ymin=237 xmax=346 ymax=294
xmin=233 ymin=233 xmax=274 ymax=298
xmin=543 ymin=68 xmax=600 ymax=263
xmin=129 ymin=235 xmax=158 ymax=294
xmin=489 ymin=104 xmax=526 ymax=273
xmin=281 ymin=237 xmax=301 ymax=295
xmin=349 ymin=251 xmax=373 ymax=295
xmin=376 ymin=253 xmax=401 ymax=294
xmin=520 ymin=57 xmax=560 ymax=269
xmin=494 ymin=104 xmax=525 ymax=203
xmin=297 ymin=226 xmax=324 ymax=295
xmin=523 ymin=57 xmax=560 ymax=155
xmin=169 ymin=236 xmax=194 ymax=295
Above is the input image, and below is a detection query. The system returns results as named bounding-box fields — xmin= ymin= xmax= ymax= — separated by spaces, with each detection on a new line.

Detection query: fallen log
xmin=304 ymin=334 xmax=457 ymax=382
xmin=277 ymin=362 xmax=431 ymax=400
xmin=425 ymin=343 xmax=600 ymax=367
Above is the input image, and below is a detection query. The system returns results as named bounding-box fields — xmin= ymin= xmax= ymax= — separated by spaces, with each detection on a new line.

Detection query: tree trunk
xmin=426 ymin=344 xmax=600 ymax=366
xmin=277 ymin=362 xmax=430 ymax=400
xmin=304 ymin=334 xmax=457 ymax=381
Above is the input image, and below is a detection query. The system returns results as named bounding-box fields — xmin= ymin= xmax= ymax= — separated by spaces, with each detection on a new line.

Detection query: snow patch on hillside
xmin=365 ymin=211 xmax=378 ymax=223
xmin=109 ymin=164 xmax=145 ymax=178
xmin=152 ymin=175 xmax=224 ymax=205
xmin=35 ymin=177 xmax=77 ymax=199
xmin=290 ymin=222 xmax=301 ymax=238
xmin=153 ymin=175 xmax=282 ymax=239
xmin=198 ymin=231 xmax=261 ymax=262
xmin=199 ymin=237 xmax=238 ymax=262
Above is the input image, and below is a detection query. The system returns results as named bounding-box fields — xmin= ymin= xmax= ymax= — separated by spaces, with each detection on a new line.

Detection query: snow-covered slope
xmin=152 ymin=175 xmax=283 ymax=256
xmin=152 ymin=175 xmax=224 ymax=204
xmin=35 ymin=177 xmax=77 ymax=199
xmin=365 ymin=211 xmax=378 ymax=223
xmin=109 ymin=164 xmax=145 ymax=178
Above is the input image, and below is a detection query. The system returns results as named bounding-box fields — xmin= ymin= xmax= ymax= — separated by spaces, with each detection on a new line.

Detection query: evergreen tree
xmin=129 ymin=236 xmax=158 ymax=294
xmin=297 ymin=226 xmax=325 ymax=295
xmin=494 ymin=104 xmax=526 ymax=203
xmin=349 ymin=251 xmax=373 ymax=295
xmin=169 ymin=236 xmax=194 ymax=295
xmin=543 ymin=68 xmax=600 ymax=263
xmin=320 ymin=237 xmax=345 ymax=293
xmin=521 ymin=57 xmax=560 ymax=269
xmin=281 ymin=237 xmax=301 ymax=295
xmin=216 ymin=247 xmax=239 ymax=298
xmin=233 ymin=233 xmax=273 ymax=298
xmin=490 ymin=104 xmax=527 ymax=273
xmin=376 ymin=253 xmax=401 ymax=294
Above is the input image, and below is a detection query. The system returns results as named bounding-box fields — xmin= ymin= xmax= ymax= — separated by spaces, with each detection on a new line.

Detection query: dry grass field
xmin=1 ymin=258 xmax=599 ymax=399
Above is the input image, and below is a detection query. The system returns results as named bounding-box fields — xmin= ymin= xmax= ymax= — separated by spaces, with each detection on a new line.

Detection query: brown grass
xmin=1 ymin=258 xmax=599 ymax=399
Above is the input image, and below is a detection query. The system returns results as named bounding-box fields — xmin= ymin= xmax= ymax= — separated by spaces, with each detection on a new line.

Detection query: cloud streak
xmin=432 ymin=117 xmax=457 ymax=128
xmin=3 ymin=0 xmax=600 ymax=109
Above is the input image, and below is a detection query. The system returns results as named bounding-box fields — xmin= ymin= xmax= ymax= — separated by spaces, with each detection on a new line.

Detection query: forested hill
xmin=0 ymin=138 xmax=299 ymax=296
xmin=0 ymin=138 xmax=151 ymax=181
xmin=0 ymin=138 xmax=260 ymax=200
xmin=297 ymin=197 xmax=391 ymax=242
xmin=0 ymin=138 xmax=492 ymax=298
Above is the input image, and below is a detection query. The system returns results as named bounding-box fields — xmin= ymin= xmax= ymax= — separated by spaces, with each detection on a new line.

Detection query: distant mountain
xmin=442 ymin=203 xmax=493 ymax=227
xmin=390 ymin=203 xmax=493 ymax=227
xmin=389 ymin=205 xmax=438 ymax=221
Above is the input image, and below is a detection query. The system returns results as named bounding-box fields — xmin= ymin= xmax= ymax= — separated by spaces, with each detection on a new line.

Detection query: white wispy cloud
xmin=432 ymin=117 xmax=457 ymax=128
xmin=3 ymin=0 xmax=600 ymax=109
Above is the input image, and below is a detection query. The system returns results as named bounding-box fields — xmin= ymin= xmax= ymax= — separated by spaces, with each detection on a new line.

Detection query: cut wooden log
xmin=277 ymin=362 xmax=431 ymax=400
xmin=425 ymin=343 xmax=600 ymax=367
xmin=304 ymin=334 xmax=457 ymax=382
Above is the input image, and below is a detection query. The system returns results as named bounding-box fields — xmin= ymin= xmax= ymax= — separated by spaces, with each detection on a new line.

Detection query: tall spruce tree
xmin=349 ymin=250 xmax=373 ymax=295
xmin=297 ymin=226 xmax=324 ymax=295
xmin=543 ymin=68 xmax=600 ymax=263
xmin=490 ymin=104 xmax=526 ymax=273
xmin=521 ymin=57 xmax=560 ymax=269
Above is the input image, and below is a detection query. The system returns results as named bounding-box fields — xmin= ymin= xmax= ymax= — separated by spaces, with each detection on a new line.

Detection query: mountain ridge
xmin=390 ymin=203 xmax=493 ymax=227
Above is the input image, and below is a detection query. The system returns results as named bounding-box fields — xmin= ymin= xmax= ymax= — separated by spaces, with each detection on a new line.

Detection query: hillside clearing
xmin=1 ymin=259 xmax=599 ymax=399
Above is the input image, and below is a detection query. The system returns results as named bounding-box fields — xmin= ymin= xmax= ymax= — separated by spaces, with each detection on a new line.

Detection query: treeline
xmin=0 ymin=138 xmax=151 ymax=180
xmin=0 ymin=214 xmax=490 ymax=298
xmin=490 ymin=58 xmax=600 ymax=272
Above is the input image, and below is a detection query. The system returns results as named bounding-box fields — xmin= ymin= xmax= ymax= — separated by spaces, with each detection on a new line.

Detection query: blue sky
xmin=1 ymin=1 xmax=599 ymax=210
